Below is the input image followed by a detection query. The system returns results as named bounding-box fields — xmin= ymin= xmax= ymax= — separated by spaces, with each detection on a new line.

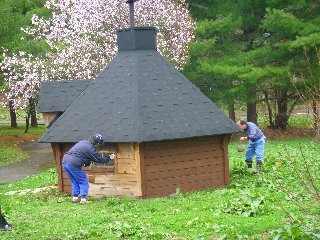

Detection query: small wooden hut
xmin=38 ymin=2 xmax=240 ymax=198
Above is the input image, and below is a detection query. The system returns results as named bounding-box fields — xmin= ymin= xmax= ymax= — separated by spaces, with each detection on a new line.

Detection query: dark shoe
xmin=255 ymin=163 xmax=262 ymax=174
xmin=247 ymin=163 xmax=253 ymax=168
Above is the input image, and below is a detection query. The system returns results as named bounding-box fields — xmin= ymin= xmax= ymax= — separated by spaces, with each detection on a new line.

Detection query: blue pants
xmin=245 ymin=137 xmax=266 ymax=164
xmin=62 ymin=163 xmax=89 ymax=198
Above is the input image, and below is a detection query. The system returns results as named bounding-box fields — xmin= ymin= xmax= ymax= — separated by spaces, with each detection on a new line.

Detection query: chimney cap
xmin=117 ymin=27 xmax=157 ymax=51
xmin=117 ymin=26 xmax=157 ymax=32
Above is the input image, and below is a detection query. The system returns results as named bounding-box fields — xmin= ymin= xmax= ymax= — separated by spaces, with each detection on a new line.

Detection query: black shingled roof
xmin=39 ymin=28 xmax=240 ymax=143
xmin=38 ymin=80 xmax=92 ymax=112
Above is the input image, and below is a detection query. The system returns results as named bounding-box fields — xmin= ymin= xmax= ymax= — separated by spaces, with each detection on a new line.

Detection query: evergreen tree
xmin=185 ymin=0 xmax=320 ymax=128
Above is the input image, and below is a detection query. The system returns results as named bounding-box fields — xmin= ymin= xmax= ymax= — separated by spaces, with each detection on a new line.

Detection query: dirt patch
xmin=0 ymin=134 xmax=40 ymax=145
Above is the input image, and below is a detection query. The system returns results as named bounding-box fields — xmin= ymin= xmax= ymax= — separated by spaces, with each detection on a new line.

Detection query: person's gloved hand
xmin=109 ymin=153 xmax=115 ymax=160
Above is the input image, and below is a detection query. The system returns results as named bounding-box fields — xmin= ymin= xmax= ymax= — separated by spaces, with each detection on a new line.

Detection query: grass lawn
xmin=0 ymin=124 xmax=319 ymax=239
xmin=258 ymin=113 xmax=314 ymax=129
xmin=0 ymin=125 xmax=46 ymax=168
xmin=0 ymin=107 xmax=42 ymax=122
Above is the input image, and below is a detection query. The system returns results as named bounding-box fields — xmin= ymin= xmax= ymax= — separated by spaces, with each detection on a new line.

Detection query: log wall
xmin=52 ymin=135 xmax=231 ymax=199
xmin=141 ymin=135 xmax=230 ymax=198
xmin=42 ymin=112 xmax=60 ymax=126
xmin=55 ymin=142 xmax=141 ymax=197
xmin=88 ymin=143 xmax=141 ymax=197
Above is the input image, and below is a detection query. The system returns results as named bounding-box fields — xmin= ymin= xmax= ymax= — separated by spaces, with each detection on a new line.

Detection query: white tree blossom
xmin=1 ymin=51 xmax=50 ymax=109
xmin=1 ymin=0 xmax=195 ymax=109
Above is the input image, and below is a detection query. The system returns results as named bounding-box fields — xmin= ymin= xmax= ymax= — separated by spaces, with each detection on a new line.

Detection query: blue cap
xmin=92 ymin=134 xmax=104 ymax=145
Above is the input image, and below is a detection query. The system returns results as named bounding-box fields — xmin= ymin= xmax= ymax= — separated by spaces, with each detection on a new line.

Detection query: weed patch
xmin=214 ymin=189 xmax=266 ymax=217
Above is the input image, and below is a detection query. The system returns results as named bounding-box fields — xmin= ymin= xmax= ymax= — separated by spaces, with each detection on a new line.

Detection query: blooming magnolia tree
xmin=1 ymin=51 xmax=50 ymax=108
xmin=1 ymin=0 xmax=195 ymax=110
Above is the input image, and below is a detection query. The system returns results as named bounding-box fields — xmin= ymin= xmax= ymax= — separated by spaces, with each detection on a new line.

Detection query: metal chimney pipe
xmin=126 ymin=0 xmax=138 ymax=28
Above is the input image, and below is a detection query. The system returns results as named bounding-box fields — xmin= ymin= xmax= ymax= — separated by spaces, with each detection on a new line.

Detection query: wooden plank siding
xmin=52 ymin=135 xmax=231 ymax=198
xmin=55 ymin=142 xmax=141 ymax=197
xmin=141 ymin=136 xmax=228 ymax=198
xmin=42 ymin=112 xmax=60 ymax=126
xmin=135 ymin=143 xmax=144 ymax=197
xmin=88 ymin=143 xmax=141 ymax=197
xmin=51 ymin=143 xmax=63 ymax=193
xmin=57 ymin=143 xmax=74 ymax=194
xmin=223 ymin=135 xmax=231 ymax=184
xmin=89 ymin=174 xmax=138 ymax=197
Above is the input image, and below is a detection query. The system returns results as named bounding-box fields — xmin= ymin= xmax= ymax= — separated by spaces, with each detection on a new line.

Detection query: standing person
xmin=236 ymin=120 xmax=266 ymax=173
xmin=62 ymin=134 xmax=113 ymax=203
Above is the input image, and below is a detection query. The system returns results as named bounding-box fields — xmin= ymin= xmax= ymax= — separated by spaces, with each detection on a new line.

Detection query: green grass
xmin=287 ymin=114 xmax=314 ymax=128
xmin=0 ymin=125 xmax=46 ymax=135
xmin=0 ymin=106 xmax=43 ymax=122
xmin=0 ymin=144 xmax=28 ymax=168
xmin=0 ymin=138 xmax=319 ymax=239
xmin=0 ymin=125 xmax=46 ymax=167
xmin=258 ymin=113 xmax=314 ymax=128
xmin=0 ymin=107 xmax=25 ymax=121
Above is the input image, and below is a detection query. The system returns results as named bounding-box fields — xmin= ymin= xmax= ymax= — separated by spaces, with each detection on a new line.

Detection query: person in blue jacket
xmin=236 ymin=120 xmax=266 ymax=173
xmin=62 ymin=134 xmax=112 ymax=203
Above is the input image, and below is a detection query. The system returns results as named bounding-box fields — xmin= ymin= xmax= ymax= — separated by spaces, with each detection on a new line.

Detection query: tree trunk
xmin=24 ymin=111 xmax=30 ymax=133
xmin=286 ymin=97 xmax=300 ymax=126
xmin=263 ymin=91 xmax=275 ymax=128
xmin=246 ymin=87 xmax=257 ymax=124
xmin=29 ymin=97 xmax=38 ymax=128
xmin=247 ymin=102 xmax=257 ymax=124
xmin=275 ymin=89 xmax=288 ymax=129
xmin=227 ymin=98 xmax=235 ymax=121
xmin=9 ymin=99 xmax=17 ymax=128
xmin=312 ymin=100 xmax=319 ymax=140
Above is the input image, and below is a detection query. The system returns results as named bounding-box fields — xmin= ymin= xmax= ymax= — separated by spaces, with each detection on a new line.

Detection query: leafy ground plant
xmin=268 ymin=141 xmax=320 ymax=239
xmin=272 ymin=218 xmax=320 ymax=240
xmin=214 ymin=189 xmax=266 ymax=217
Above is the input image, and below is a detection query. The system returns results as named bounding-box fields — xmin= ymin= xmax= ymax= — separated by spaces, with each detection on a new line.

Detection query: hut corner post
xmin=51 ymin=143 xmax=64 ymax=192
xmin=223 ymin=135 xmax=232 ymax=184
xmin=135 ymin=143 xmax=145 ymax=198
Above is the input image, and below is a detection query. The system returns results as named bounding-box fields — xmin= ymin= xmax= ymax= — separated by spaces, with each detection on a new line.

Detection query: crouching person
xmin=62 ymin=134 xmax=112 ymax=203
xmin=236 ymin=120 xmax=266 ymax=173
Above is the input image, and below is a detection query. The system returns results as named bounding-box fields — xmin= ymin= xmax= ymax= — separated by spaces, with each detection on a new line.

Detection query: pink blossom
xmin=1 ymin=0 xmax=195 ymax=110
